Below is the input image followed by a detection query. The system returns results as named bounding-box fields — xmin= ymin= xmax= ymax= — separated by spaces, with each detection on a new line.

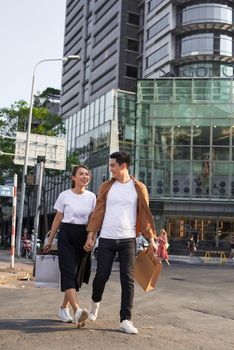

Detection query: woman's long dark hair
xmin=71 ymin=164 xmax=89 ymax=188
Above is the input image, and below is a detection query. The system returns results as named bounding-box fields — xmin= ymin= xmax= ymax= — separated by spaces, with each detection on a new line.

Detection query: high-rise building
xmin=143 ymin=0 xmax=234 ymax=79
xmin=58 ymin=0 xmax=234 ymax=243
xmin=61 ymin=0 xmax=140 ymax=117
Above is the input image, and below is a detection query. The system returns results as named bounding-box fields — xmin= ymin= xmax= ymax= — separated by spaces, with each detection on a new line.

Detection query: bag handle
xmin=145 ymin=248 xmax=161 ymax=264
xmin=38 ymin=254 xmax=57 ymax=261
xmin=145 ymin=248 xmax=156 ymax=260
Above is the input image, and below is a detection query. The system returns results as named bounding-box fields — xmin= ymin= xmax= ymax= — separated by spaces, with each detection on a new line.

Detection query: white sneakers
xmin=58 ymin=305 xmax=138 ymax=334
xmin=58 ymin=307 xmax=88 ymax=327
xmin=88 ymin=300 xmax=100 ymax=321
xmin=57 ymin=307 xmax=73 ymax=323
xmin=74 ymin=308 xmax=88 ymax=325
xmin=120 ymin=320 xmax=138 ymax=334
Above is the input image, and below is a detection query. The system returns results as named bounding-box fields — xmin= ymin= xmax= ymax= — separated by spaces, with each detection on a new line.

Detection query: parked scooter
xmin=20 ymin=233 xmax=33 ymax=259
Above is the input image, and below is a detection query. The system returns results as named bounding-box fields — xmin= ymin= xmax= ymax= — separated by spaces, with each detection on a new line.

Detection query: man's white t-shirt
xmin=100 ymin=180 xmax=137 ymax=239
xmin=54 ymin=189 xmax=96 ymax=225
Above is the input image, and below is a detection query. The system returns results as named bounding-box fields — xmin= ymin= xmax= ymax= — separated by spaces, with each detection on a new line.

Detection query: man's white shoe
xmin=120 ymin=320 xmax=138 ymax=334
xmin=57 ymin=307 xmax=73 ymax=323
xmin=88 ymin=300 xmax=100 ymax=321
xmin=74 ymin=308 xmax=88 ymax=324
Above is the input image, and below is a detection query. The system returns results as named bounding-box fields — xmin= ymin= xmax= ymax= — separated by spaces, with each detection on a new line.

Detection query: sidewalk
xmin=0 ymin=248 xmax=34 ymax=285
xmin=169 ymin=254 xmax=234 ymax=265
xmin=0 ymin=248 xmax=233 ymax=286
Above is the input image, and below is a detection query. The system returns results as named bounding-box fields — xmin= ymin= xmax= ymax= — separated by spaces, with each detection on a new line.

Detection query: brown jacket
xmin=87 ymin=176 xmax=157 ymax=239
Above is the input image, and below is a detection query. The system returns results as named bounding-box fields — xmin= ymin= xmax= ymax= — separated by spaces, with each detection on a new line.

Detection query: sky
xmin=0 ymin=0 xmax=66 ymax=108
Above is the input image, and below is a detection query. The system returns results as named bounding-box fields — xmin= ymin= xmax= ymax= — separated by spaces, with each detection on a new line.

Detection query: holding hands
xmin=83 ymin=232 xmax=96 ymax=252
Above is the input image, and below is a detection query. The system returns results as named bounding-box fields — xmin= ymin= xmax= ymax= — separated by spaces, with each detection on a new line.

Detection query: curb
xmin=0 ymin=272 xmax=18 ymax=284
xmin=169 ymin=255 xmax=234 ymax=266
xmin=0 ymin=266 xmax=33 ymax=285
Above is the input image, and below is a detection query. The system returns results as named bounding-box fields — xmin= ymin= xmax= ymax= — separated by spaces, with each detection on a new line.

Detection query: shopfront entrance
xmin=165 ymin=216 xmax=234 ymax=243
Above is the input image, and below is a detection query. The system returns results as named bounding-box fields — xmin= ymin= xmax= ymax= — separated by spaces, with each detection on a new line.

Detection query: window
xmin=146 ymin=44 xmax=168 ymax=68
xmin=84 ymin=61 xmax=90 ymax=81
xmin=94 ymin=15 xmax=118 ymax=45
xmin=148 ymin=0 xmax=164 ymax=13
xmin=127 ymin=39 xmax=139 ymax=52
xmin=93 ymin=41 xmax=117 ymax=69
xmin=181 ymin=34 xmax=213 ymax=57
xmin=85 ymin=38 xmax=91 ymax=58
xmin=220 ymin=35 xmax=232 ymax=56
xmin=182 ymin=4 xmax=232 ymax=25
xmin=147 ymin=14 xmax=169 ymax=40
xmin=95 ymin=0 xmax=118 ymax=23
xmin=180 ymin=33 xmax=233 ymax=57
xmin=91 ymin=66 xmax=116 ymax=93
xmin=126 ymin=65 xmax=138 ymax=78
xmin=83 ymin=83 xmax=89 ymax=105
xmin=87 ymin=16 xmax=92 ymax=36
xmin=127 ymin=13 xmax=140 ymax=26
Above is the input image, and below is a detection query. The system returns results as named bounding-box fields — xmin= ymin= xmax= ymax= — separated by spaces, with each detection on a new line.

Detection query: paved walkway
xmin=0 ymin=248 xmax=233 ymax=285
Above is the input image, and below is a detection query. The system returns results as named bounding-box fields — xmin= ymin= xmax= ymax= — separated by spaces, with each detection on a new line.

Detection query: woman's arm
xmin=43 ymin=211 xmax=63 ymax=252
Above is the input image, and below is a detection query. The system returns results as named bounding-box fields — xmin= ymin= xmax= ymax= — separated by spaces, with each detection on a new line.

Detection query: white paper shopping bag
xmin=35 ymin=254 xmax=60 ymax=288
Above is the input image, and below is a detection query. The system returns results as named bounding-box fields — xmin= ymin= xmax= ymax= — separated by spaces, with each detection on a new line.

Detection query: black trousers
xmin=92 ymin=237 xmax=136 ymax=322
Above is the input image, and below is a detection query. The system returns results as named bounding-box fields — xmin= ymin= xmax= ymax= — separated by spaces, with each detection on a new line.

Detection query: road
xmin=0 ymin=263 xmax=233 ymax=350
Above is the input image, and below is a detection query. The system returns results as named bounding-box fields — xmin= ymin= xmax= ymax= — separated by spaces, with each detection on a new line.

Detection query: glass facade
xmin=182 ymin=4 xmax=232 ymax=25
xmin=64 ymin=89 xmax=136 ymax=194
xmin=136 ymin=78 xmax=234 ymax=200
xmin=180 ymin=33 xmax=233 ymax=57
xmin=136 ymin=78 xmax=234 ymax=239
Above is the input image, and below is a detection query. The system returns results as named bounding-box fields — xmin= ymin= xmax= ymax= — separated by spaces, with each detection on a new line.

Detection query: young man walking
xmin=84 ymin=152 xmax=157 ymax=334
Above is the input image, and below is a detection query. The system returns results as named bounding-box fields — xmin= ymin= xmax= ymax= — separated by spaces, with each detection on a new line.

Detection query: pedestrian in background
xmin=187 ymin=234 xmax=196 ymax=256
xmin=43 ymin=165 xmax=96 ymax=327
xmin=157 ymin=229 xmax=170 ymax=266
xmin=84 ymin=151 xmax=157 ymax=334
xmin=229 ymin=236 xmax=234 ymax=260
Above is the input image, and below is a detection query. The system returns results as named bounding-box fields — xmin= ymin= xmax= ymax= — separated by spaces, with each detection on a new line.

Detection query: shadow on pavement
xmin=0 ymin=319 xmax=78 ymax=333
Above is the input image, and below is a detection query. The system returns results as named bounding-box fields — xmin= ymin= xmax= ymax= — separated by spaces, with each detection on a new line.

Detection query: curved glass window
xmin=182 ymin=4 xmax=232 ymax=25
xmin=181 ymin=34 xmax=213 ymax=56
xmin=220 ymin=35 xmax=232 ymax=56
xmin=181 ymin=34 xmax=233 ymax=57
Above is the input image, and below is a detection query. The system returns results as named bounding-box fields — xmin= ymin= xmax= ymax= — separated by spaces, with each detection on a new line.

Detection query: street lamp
xmin=16 ymin=55 xmax=80 ymax=257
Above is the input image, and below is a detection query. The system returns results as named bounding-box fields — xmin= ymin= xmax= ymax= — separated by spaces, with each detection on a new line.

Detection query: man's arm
xmin=83 ymin=231 xmax=96 ymax=252
xmin=140 ymin=182 xmax=158 ymax=252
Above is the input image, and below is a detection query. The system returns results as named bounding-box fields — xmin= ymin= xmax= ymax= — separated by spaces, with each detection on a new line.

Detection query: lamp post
xmin=16 ymin=55 xmax=80 ymax=257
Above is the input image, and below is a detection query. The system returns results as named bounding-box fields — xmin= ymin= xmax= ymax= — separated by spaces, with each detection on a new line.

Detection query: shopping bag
xmin=35 ymin=254 xmax=60 ymax=288
xmin=134 ymin=248 xmax=162 ymax=292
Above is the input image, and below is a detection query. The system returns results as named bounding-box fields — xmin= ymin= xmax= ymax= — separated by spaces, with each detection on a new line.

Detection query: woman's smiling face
xmin=72 ymin=167 xmax=90 ymax=187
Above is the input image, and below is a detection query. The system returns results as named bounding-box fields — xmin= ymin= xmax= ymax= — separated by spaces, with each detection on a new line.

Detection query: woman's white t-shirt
xmin=54 ymin=189 xmax=96 ymax=225
xmin=100 ymin=180 xmax=137 ymax=239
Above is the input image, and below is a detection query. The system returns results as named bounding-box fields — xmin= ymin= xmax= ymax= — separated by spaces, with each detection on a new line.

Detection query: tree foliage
xmin=0 ymin=91 xmax=66 ymax=183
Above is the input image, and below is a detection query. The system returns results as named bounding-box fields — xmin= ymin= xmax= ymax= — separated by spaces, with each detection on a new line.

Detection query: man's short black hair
xmin=110 ymin=151 xmax=130 ymax=168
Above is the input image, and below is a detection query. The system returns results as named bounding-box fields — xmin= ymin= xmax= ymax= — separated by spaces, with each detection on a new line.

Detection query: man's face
xmin=109 ymin=158 xmax=125 ymax=179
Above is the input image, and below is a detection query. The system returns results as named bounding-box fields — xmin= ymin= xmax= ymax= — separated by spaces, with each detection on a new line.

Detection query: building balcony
xmin=171 ymin=54 xmax=234 ymax=66
xmin=173 ymin=22 xmax=234 ymax=35
xmin=172 ymin=0 xmax=234 ymax=5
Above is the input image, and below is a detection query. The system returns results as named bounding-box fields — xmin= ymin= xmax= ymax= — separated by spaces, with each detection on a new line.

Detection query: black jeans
xmin=92 ymin=237 xmax=136 ymax=322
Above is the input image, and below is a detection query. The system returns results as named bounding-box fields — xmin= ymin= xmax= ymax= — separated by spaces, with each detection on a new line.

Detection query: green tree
xmin=0 ymin=96 xmax=66 ymax=182
xmin=0 ymin=91 xmax=81 ymax=236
